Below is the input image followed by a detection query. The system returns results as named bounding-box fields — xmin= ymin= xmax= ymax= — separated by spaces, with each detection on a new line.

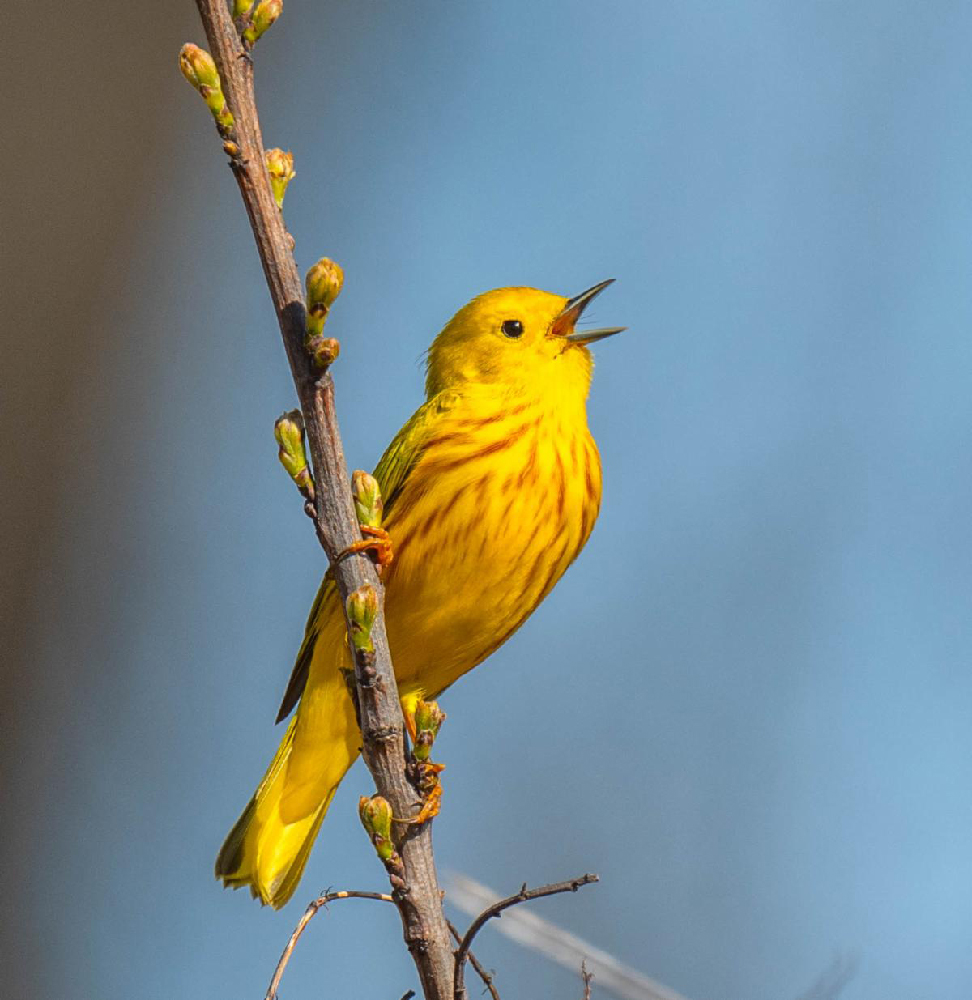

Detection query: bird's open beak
xmin=551 ymin=278 xmax=626 ymax=345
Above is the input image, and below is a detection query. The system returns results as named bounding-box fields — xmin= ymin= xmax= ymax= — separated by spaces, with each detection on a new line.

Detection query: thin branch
xmin=266 ymin=890 xmax=395 ymax=1000
xmin=453 ymin=875 xmax=599 ymax=1000
xmin=447 ymin=920 xmax=500 ymax=1000
xmin=447 ymin=873 xmax=691 ymax=1000
xmin=581 ymin=961 xmax=594 ymax=1000
xmin=189 ymin=3 xmax=454 ymax=997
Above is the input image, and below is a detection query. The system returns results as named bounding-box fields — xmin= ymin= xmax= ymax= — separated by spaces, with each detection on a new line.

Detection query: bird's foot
xmin=339 ymin=471 xmax=392 ymax=572
xmin=404 ymin=699 xmax=446 ymax=825
xmin=338 ymin=525 xmax=394 ymax=572
xmin=410 ymin=766 xmax=444 ymax=824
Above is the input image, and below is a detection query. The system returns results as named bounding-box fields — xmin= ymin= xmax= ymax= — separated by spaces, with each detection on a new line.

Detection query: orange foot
xmin=409 ymin=762 xmax=445 ymax=824
xmin=338 ymin=525 xmax=393 ymax=572
xmin=403 ymin=700 xmax=446 ymax=825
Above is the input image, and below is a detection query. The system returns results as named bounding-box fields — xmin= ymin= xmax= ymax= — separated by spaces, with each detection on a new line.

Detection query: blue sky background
xmin=14 ymin=2 xmax=972 ymax=998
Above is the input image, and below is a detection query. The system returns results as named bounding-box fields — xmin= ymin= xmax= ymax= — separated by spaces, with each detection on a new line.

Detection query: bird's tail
xmin=215 ymin=673 xmax=359 ymax=908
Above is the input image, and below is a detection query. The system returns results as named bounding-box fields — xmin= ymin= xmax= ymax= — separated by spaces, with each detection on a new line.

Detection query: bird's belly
xmin=384 ymin=546 xmax=526 ymax=697
xmin=381 ymin=438 xmax=599 ymax=698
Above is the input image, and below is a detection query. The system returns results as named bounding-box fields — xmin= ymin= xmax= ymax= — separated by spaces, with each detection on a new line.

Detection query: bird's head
xmin=425 ymin=281 xmax=623 ymax=401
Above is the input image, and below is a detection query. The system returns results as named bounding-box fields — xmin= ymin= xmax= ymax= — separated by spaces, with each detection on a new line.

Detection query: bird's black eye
xmin=502 ymin=319 xmax=524 ymax=339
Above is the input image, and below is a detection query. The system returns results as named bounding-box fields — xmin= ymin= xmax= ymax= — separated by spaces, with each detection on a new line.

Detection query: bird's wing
xmin=274 ymin=576 xmax=336 ymax=723
xmin=274 ymin=393 xmax=455 ymax=723
xmin=372 ymin=393 xmax=452 ymax=511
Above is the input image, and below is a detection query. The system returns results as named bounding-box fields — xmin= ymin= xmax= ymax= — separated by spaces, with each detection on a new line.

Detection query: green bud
xmin=305 ymin=335 xmax=341 ymax=370
xmin=305 ymin=257 xmax=344 ymax=340
xmin=359 ymin=795 xmax=396 ymax=861
xmin=232 ymin=0 xmax=255 ymax=16
xmin=274 ymin=410 xmax=314 ymax=500
xmin=179 ymin=44 xmax=234 ymax=134
xmin=179 ymin=43 xmax=218 ymax=89
xmin=265 ymin=148 xmax=295 ymax=209
xmin=243 ymin=0 xmax=283 ymax=45
xmin=305 ymin=258 xmax=344 ymax=369
xmin=179 ymin=42 xmax=233 ymax=134
xmin=306 ymin=257 xmax=344 ymax=308
xmin=359 ymin=795 xmax=393 ymax=839
xmin=412 ymin=700 xmax=446 ymax=763
xmin=346 ymin=585 xmax=378 ymax=654
xmin=351 ymin=471 xmax=383 ymax=530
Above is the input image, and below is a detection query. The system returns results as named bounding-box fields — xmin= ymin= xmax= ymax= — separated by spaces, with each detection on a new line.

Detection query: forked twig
xmin=453 ymin=875 xmax=598 ymax=1000
xmin=581 ymin=960 xmax=594 ymax=1000
xmin=447 ymin=872 xmax=691 ymax=1000
xmin=266 ymin=890 xmax=394 ymax=1000
xmin=447 ymin=919 xmax=500 ymax=1000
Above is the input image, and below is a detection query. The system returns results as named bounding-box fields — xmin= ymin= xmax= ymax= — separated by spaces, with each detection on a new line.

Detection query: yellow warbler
xmin=216 ymin=281 xmax=623 ymax=907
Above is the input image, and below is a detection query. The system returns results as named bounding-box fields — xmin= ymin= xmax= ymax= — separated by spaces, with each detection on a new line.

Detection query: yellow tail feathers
xmin=215 ymin=678 xmax=359 ymax=909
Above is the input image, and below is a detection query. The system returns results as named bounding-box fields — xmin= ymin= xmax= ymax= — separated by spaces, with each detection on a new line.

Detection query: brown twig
xmin=580 ymin=960 xmax=593 ymax=1000
xmin=453 ymin=875 xmax=599 ymax=1000
xmin=189 ymin=3 xmax=454 ymax=997
xmin=447 ymin=872 xmax=690 ymax=1000
xmin=266 ymin=890 xmax=395 ymax=1000
xmin=447 ymin=920 xmax=500 ymax=1000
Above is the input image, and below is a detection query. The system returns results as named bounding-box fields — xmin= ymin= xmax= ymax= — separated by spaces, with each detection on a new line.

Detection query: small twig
xmin=581 ymin=960 xmax=594 ymax=1000
xmin=447 ymin=872 xmax=689 ymax=1000
xmin=447 ymin=920 xmax=500 ymax=1000
xmin=453 ymin=875 xmax=598 ymax=1000
xmin=400 ymin=993 xmax=417 ymax=1000
xmin=265 ymin=890 xmax=394 ymax=1000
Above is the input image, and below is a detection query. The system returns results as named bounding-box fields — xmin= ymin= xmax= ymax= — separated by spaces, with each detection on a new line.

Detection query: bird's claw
xmin=410 ymin=769 xmax=444 ymax=824
xmin=338 ymin=525 xmax=394 ymax=572
xmin=403 ymin=699 xmax=446 ymax=825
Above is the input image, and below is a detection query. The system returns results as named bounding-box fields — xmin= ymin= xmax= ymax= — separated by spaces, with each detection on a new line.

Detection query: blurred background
xmin=3 ymin=1 xmax=971 ymax=998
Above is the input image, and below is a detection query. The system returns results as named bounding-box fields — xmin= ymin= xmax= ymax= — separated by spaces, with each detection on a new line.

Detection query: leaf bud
xmin=351 ymin=471 xmax=383 ymax=530
xmin=346 ymin=585 xmax=379 ymax=654
xmin=265 ymin=148 xmax=295 ymax=209
xmin=178 ymin=43 xmax=234 ymax=133
xmin=358 ymin=795 xmax=396 ymax=861
xmin=243 ymin=0 xmax=283 ymax=46
xmin=305 ymin=257 xmax=344 ymax=332
xmin=412 ymin=700 xmax=446 ymax=762
xmin=274 ymin=410 xmax=314 ymax=499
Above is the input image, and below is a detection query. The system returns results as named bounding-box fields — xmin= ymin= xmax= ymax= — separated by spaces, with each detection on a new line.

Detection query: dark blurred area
xmin=2 ymin=7 xmax=200 ymax=995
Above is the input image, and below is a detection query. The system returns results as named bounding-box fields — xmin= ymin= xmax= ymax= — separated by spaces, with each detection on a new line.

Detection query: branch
xmin=447 ymin=920 xmax=500 ymax=1000
xmin=188 ymin=3 xmax=454 ymax=996
xmin=266 ymin=890 xmax=395 ymax=1000
xmin=453 ymin=875 xmax=599 ymax=1000
xmin=580 ymin=960 xmax=593 ymax=1000
xmin=447 ymin=873 xmax=690 ymax=1000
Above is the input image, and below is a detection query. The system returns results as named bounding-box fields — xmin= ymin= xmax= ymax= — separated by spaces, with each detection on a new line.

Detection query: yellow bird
xmin=216 ymin=280 xmax=623 ymax=907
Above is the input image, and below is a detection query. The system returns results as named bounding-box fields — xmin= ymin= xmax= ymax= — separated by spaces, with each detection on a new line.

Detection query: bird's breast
xmin=381 ymin=396 xmax=602 ymax=695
